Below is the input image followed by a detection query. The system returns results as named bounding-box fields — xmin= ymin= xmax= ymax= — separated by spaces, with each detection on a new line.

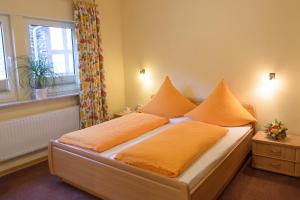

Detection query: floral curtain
xmin=74 ymin=0 xmax=109 ymax=129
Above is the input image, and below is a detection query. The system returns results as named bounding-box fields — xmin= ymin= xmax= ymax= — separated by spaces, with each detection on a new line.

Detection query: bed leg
xmin=48 ymin=141 xmax=55 ymax=175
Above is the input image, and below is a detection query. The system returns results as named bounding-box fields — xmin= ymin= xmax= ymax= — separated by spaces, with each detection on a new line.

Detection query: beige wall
xmin=1 ymin=0 xmax=299 ymax=134
xmin=121 ymin=0 xmax=300 ymax=133
xmin=0 ymin=0 xmax=125 ymax=121
xmin=98 ymin=0 xmax=126 ymax=115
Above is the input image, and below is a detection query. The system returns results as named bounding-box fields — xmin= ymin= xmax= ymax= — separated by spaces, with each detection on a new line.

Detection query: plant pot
xmin=34 ymin=88 xmax=48 ymax=100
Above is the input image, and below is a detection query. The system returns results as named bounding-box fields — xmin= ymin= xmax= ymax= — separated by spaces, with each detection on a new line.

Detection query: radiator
xmin=0 ymin=106 xmax=80 ymax=162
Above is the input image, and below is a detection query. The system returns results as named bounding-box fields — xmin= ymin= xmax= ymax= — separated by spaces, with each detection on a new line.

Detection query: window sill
xmin=0 ymin=92 xmax=79 ymax=108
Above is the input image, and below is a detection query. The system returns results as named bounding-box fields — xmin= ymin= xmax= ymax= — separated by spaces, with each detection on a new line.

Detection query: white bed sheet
xmin=99 ymin=117 xmax=252 ymax=189
xmin=177 ymin=125 xmax=251 ymax=189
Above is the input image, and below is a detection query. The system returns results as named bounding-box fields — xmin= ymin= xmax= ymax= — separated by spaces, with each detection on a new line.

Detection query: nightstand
xmin=113 ymin=111 xmax=134 ymax=118
xmin=113 ymin=106 xmax=135 ymax=119
xmin=252 ymin=131 xmax=300 ymax=177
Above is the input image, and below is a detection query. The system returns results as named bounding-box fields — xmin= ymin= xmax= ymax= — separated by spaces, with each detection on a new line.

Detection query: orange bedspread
xmin=115 ymin=121 xmax=228 ymax=177
xmin=58 ymin=113 xmax=168 ymax=152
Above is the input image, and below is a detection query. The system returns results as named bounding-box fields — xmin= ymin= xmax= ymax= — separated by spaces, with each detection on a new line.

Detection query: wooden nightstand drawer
xmin=296 ymin=149 xmax=300 ymax=162
xmin=253 ymin=155 xmax=295 ymax=176
xmin=296 ymin=164 xmax=300 ymax=177
xmin=253 ymin=142 xmax=295 ymax=161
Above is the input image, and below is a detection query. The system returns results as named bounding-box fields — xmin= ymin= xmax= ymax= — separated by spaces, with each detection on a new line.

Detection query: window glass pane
xmin=29 ymin=24 xmax=76 ymax=76
xmin=66 ymin=29 xmax=73 ymax=50
xmin=52 ymin=54 xmax=66 ymax=74
xmin=68 ymin=54 xmax=74 ymax=73
xmin=49 ymin=27 xmax=64 ymax=50
xmin=0 ymin=24 xmax=7 ymax=80
xmin=29 ymin=25 xmax=49 ymax=58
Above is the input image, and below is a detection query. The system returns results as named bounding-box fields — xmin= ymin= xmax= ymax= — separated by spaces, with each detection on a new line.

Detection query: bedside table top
xmin=253 ymin=131 xmax=300 ymax=149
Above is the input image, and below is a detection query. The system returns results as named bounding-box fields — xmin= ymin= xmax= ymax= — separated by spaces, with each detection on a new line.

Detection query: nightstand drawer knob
xmin=270 ymin=149 xmax=282 ymax=156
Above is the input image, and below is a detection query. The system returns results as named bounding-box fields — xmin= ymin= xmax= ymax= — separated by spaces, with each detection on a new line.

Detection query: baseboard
xmin=0 ymin=149 xmax=48 ymax=177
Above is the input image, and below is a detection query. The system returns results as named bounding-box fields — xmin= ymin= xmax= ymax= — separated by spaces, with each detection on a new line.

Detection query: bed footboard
xmin=48 ymin=141 xmax=190 ymax=200
xmin=48 ymin=128 xmax=253 ymax=200
xmin=191 ymin=129 xmax=253 ymax=200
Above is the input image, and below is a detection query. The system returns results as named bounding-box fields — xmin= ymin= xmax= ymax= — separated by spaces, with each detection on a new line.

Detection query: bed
xmin=48 ymin=104 xmax=255 ymax=200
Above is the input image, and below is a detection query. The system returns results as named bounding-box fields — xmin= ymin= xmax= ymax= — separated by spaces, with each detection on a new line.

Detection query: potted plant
xmin=18 ymin=56 xmax=56 ymax=100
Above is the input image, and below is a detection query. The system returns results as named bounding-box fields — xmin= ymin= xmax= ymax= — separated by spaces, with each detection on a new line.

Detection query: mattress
xmin=56 ymin=117 xmax=252 ymax=190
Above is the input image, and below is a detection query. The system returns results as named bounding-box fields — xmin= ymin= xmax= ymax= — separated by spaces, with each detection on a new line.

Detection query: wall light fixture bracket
xmin=140 ymin=68 xmax=146 ymax=74
xmin=269 ymin=73 xmax=276 ymax=80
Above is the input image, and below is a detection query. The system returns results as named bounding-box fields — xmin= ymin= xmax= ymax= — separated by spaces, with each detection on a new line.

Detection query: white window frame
xmin=25 ymin=18 xmax=79 ymax=95
xmin=0 ymin=15 xmax=17 ymax=102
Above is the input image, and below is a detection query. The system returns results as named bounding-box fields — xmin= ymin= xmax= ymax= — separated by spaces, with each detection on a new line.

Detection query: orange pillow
xmin=185 ymin=80 xmax=256 ymax=126
xmin=141 ymin=76 xmax=196 ymax=118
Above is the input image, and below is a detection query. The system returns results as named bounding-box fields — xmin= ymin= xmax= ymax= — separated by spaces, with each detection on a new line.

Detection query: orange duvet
xmin=115 ymin=121 xmax=228 ymax=177
xmin=58 ymin=113 xmax=168 ymax=152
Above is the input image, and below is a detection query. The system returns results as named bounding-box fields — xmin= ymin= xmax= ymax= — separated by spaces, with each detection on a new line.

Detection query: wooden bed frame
xmin=48 ymin=105 xmax=256 ymax=200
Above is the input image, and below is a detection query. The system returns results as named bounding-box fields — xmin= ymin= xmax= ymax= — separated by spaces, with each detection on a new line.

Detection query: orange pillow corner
xmin=185 ymin=79 xmax=256 ymax=126
xmin=141 ymin=76 xmax=196 ymax=118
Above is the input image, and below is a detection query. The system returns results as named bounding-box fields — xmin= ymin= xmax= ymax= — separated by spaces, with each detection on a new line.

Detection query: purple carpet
xmin=0 ymin=158 xmax=299 ymax=200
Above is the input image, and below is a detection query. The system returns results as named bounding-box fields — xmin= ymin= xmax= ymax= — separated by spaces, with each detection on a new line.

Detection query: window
xmin=0 ymin=23 xmax=7 ymax=80
xmin=29 ymin=25 xmax=75 ymax=76
xmin=0 ymin=16 xmax=79 ymax=104
xmin=26 ymin=19 xmax=79 ymax=95
xmin=0 ymin=15 xmax=16 ymax=102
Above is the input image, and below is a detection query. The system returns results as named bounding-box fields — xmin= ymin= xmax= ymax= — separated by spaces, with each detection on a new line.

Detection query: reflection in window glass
xmin=52 ymin=54 xmax=66 ymax=74
xmin=0 ymin=24 xmax=7 ymax=80
xmin=66 ymin=29 xmax=72 ymax=50
xmin=29 ymin=25 xmax=75 ymax=76
xmin=49 ymin=27 xmax=64 ymax=50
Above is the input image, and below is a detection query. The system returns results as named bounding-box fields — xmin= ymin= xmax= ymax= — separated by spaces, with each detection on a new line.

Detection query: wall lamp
xmin=269 ymin=73 xmax=276 ymax=80
xmin=138 ymin=68 xmax=152 ymax=87
xmin=139 ymin=68 xmax=147 ymax=81
xmin=140 ymin=68 xmax=146 ymax=75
